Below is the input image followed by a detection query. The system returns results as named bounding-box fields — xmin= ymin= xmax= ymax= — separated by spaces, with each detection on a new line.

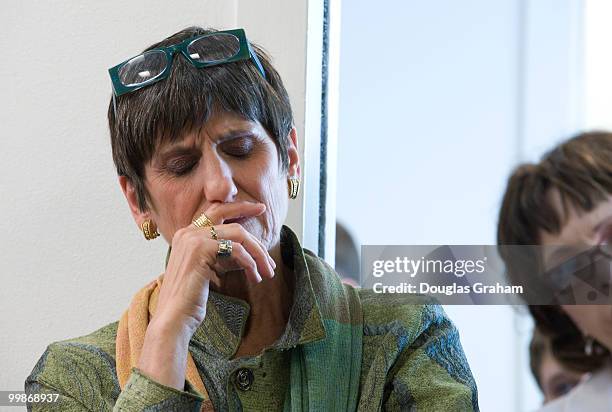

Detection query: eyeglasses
xmin=108 ymin=28 xmax=266 ymax=97
xmin=542 ymin=244 xmax=612 ymax=301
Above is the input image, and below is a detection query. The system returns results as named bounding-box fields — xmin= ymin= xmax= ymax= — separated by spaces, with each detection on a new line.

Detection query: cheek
xmin=560 ymin=305 xmax=587 ymax=334
xmin=147 ymin=178 xmax=201 ymax=235
xmin=539 ymin=356 xmax=559 ymax=393
xmin=260 ymin=170 xmax=288 ymax=222
xmin=245 ymin=164 xmax=288 ymax=246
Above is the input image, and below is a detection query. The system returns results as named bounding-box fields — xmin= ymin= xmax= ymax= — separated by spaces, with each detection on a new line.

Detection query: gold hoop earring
xmin=141 ymin=219 xmax=160 ymax=241
xmin=585 ymin=336 xmax=594 ymax=356
xmin=584 ymin=335 xmax=606 ymax=356
xmin=288 ymin=176 xmax=300 ymax=199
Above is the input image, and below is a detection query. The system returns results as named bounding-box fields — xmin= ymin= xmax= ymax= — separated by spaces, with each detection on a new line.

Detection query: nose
xmin=200 ymin=150 xmax=238 ymax=203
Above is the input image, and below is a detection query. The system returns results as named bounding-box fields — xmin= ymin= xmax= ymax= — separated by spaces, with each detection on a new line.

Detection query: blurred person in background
xmin=335 ymin=221 xmax=360 ymax=286
xmin=498 ymin=131 xmax=612 ymax=411
xmin=529 ymin=327 xmax=586 ymax=403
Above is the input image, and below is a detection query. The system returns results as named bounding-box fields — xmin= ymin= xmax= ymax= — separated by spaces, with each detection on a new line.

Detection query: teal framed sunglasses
xmin=108 ymin=28 xmax=266 ymax=97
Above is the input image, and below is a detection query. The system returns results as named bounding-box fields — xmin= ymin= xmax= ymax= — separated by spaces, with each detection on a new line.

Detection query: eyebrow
xmin=215 ymin=127 xmax=258 ymax=143
xmin=157 ymin=127 xmax=257 ymax=157
xmin=155 ymin=146 xmax=200 ymax=166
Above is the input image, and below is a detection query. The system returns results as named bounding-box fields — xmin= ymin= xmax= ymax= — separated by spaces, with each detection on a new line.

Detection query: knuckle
xmin=228 ymin=222 xmax=242 ymax=233
xmin=172 ymin=227 xmax=186 ymax=243
xmin=183 ymin=230 xmax=197 ymax=245
xmin=206 ymin=204 xmax=220 ymax=219
xmin=245 ymin=260 xmax=257 ymax=272
xmin=198 ymin=254 xmax=210 ymax=268
xmin=233 ymin=242 xmax=245 ymax=253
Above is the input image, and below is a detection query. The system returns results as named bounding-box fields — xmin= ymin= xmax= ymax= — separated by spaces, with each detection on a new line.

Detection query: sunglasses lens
xmin=118 ymin=50 xmax=167 ymax=87
xmin=187 ymin=33 xmax=240 ymax=63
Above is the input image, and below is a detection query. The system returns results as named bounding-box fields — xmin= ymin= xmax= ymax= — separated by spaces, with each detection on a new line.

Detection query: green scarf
xmin=283 ymin=279 xmax=363 ymax=411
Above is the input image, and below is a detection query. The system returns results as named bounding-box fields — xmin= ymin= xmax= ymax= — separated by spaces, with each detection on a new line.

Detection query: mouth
xmin=223 ymin=216 xmax=249 ymax=225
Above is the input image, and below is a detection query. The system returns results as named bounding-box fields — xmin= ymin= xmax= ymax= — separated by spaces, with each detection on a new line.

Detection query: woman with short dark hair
xmin=25 ymin=27 xmax=478 ymax=411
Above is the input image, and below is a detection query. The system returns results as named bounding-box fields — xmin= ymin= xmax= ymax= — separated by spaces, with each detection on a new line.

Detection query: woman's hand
xmin=137 ymin=201 xmax=276 ymax=390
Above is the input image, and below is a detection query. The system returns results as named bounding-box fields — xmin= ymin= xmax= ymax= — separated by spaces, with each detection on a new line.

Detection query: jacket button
xmin=235 ymin=368 xmax=254 ymax=391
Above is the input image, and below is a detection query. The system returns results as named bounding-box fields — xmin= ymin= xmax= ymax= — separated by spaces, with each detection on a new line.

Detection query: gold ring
xmin=193 ymin=213 xmax=214 ymax=228
xmin=210 ymin=226 xmax=218 ymax=240
xmin=217 ymin=239 xmax=233 ymax=258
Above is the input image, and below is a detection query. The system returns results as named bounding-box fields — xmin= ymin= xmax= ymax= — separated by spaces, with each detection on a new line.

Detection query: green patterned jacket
xmin=26 ymin=226 xmax=478 ymax=411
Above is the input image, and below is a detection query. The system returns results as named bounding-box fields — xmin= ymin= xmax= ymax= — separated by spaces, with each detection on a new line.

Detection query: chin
xmin=237 ymin=217 xmax=268 ymax=245
xmin=234 ymin=217 xmax=256 ymax=235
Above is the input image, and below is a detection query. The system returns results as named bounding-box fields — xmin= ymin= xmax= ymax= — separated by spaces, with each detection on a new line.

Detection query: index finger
xmin=193 ymin=201 xmax=266 ymax=226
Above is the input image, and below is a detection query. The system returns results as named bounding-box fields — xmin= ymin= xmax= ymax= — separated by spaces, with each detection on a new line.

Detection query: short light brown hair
xmin=108 ymin=27 xmax=294 ymax=212
xmin=497 ymin=131 xmax=612 ymax=372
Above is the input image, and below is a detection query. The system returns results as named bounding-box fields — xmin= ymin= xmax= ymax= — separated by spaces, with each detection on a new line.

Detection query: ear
xmin=118 ymin=175 xmax=149 ymax=228
xmin=287 ymin=127 xmax=301 ymax=178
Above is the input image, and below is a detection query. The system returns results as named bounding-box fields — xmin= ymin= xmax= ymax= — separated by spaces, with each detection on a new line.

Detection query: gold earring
xmin=288 ymin=176 xmax=300 ymax=199
xmin=585 ymin=336 xmax=594 ymax=356
xmin=141 ymin=219 xmax=160 ymax=240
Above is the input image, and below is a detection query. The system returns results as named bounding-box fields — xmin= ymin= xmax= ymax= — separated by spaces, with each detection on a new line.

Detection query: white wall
xmin=584 ymin=0 xmax=612 ymax=131
xmin=335 ymin=0 xmax=584 ymax=410
xmin=0 ymin=0 xmax=322 ymax=393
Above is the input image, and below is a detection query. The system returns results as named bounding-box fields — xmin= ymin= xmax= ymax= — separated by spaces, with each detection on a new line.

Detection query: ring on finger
xmin=193 ymin=213 xmax=214 ymax=228
xmin=209 ymin=226 xmax=218 ymax=240
xmin=217 ymin=239 xmax=233 ymax=258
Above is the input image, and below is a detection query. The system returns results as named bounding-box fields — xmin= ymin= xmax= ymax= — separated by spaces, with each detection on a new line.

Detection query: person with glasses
xmin=25 ymin=27 xmax=478 ymax=411
xmin=497 ymin=132 xmax=612 ymax=410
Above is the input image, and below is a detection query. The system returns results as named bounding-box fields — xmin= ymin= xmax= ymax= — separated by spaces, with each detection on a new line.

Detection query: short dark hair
xmin=529 ymin=327 xmax=549 ymax=390
xmin=108 ymin=27 xmax=294 ymax=211
xmin=497 ymin=131 xmax=612 ymax=372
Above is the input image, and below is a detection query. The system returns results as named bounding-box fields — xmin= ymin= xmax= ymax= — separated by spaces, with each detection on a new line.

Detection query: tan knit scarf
xmin=116 ymin=275 xmax=214 ymax=411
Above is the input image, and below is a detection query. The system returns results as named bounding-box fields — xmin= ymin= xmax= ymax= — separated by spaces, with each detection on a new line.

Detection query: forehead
xmin=540 ymin=190 xmax=612 ymax=245
xmin=540 ymin=190 xmax=612 ymax=267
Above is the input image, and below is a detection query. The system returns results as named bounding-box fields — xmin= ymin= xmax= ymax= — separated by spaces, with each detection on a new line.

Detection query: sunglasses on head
xmin=108 ymin=28 xmax=266 ymax=98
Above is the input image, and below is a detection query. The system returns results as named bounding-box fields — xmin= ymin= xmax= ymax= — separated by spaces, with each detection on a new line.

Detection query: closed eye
xmin=221 ymin=136 xmax=255 ymax=158
xmin=551 ymin=378 xmax=579 ymax=398
xmin=166 ymin=156 xmax=199 ymax=176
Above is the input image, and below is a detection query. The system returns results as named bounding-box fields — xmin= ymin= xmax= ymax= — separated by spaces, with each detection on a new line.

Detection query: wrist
xmin=137 ymin=316 xmax=195 ymax=391
xmin=147 ymin=313 xmax=197 ymax=343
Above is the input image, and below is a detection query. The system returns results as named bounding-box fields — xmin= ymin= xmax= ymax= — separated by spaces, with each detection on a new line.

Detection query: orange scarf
xmin=116 ymin=275 xmax=214 ymax=410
